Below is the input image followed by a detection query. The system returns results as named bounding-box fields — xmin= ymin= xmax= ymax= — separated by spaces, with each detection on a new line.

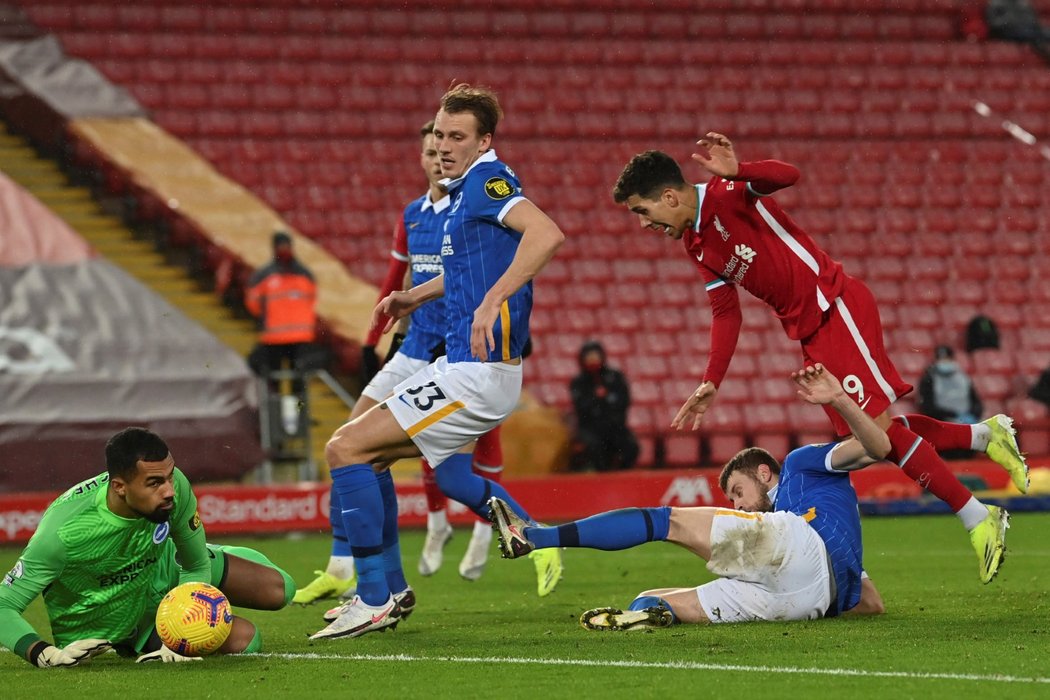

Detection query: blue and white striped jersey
xmin=439 ymin=150 xmax=532 ymax=363
xmin=399 ymin=192 xmax=449 ymax=361
xmin=773 ymin=442 xmax=864 ymax=615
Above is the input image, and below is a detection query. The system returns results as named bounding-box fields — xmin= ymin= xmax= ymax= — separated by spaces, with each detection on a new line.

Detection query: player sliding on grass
xmin=612 ymin=135 xmax=1028 ymax=583
xmin=0 ymin=428 xmax=295 ymax=666
xmin=491 ymin=364 xmax=895 ymax=629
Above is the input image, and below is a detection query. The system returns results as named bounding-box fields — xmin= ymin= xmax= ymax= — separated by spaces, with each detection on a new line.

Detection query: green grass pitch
xmin=3 ymin=513 xmax=1049 ymax=699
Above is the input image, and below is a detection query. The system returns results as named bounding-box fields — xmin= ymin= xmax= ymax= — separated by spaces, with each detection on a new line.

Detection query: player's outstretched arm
xmin=373 ymin=274 xmax=446 ymax=335
xmin=793 ymin=364 xmax=891 ymax=469
xmin=471 ymin=200 xmax=564 ymax=359
xmin=672 ymin=381 xmax=718 ymax=431
xmin=843 ymin=576 xmax=885 ymax=616
xmin=692 ymin=132 xmax=739 ymax=178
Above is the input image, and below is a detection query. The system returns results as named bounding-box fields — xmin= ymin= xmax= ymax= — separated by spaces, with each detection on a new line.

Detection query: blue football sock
xmin=375 ymin=469 xmax=408 ymax=594
xmin=330 ymin=464 xmax=388 ymax=606
xmin=527 ymin=507 xmax=671 ymax=551
xmin=328 ymin=485 xmax=352 ymax=557
xmin=628 ymin=595 xmax=678 ymax=623
xmin=435 ymin=452 xmax=532 ymax=522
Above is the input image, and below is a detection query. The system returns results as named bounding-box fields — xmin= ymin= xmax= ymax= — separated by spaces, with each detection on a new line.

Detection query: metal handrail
xmin=255 ymin=368 xmax=355 ymax=483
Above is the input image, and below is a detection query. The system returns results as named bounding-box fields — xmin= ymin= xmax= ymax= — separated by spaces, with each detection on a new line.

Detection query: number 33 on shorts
xmin=394 ymin=379 xmax=466 ymax=437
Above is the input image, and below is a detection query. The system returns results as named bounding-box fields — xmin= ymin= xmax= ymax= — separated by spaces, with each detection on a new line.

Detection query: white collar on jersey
xmin=421 ymin=192 xmax=451 ymax=213
xmin=438 ymin=149 xmax=499 ymax=189
xmin=766 ymin=482 xmax=779 ymax=507
xmin=692 ymin=183 xmax=707 ymax=233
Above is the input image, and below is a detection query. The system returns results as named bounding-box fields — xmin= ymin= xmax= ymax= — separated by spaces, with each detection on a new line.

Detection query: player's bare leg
xmin=665 ymin=507 xmax=718 ymax=560
xmin=219 ymin=551 xmax=295 ymax=610
xmin=218 ymin=617 xmax=257 ymax=654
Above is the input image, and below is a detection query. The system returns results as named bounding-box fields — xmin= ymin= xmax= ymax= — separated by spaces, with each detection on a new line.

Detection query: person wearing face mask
xmin=918 ymin=345 xmax=983 ymax=425
xmin=569 ymin=340 xmax=639 ymax=472
xmin=245 ymin=231 xmax=318 ymax=393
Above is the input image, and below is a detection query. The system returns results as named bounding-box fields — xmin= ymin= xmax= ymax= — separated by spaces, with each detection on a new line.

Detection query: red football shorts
xmin=800 ymin=278 xmax=912 ymax=436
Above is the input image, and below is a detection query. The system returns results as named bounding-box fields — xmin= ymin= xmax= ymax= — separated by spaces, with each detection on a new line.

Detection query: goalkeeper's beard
xmin=134 ymin=500 xmax=173 ymax=524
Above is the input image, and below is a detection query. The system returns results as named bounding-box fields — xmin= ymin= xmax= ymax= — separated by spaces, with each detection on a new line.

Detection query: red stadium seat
xmin=787 ymin=402 xmax=837 ymax=445
xmin=1008 ymin=398 xmax=1050 ymax=458
xmin=912 ymin=257 xmax=950 ymax=282
xmin=75 ymin=5 xmax=117 ymax=31
xmin=750 ymin=377 xmax=797 ymax=405
xmin=160 ymin=6 xmax=203 ymax=31
xmin=625 ymin=356 xmax=670 ymax=381
xmin=973 ymin=374 xmax=1012 ymax=401
xmin=633 ymin=434 xmax=658 ymax=469
xmin=970 ymin=349 xmax=1017 ymax=377
xmin=904 ymin=305 xmax=941 ymax=330
xmin=664 ymin=432 xmax=700 ymax=468
xmin=700 ymin=430 xmax=746 ymax=466
xmin=893 ymin=328 xmax=936 ymax=355
xmin=29 ymin=2 xmax=1047 ymax=449
xmin=560 ymin=282 xmax=606 ymax=309
xmin=1021 ymin=328 xmax=1050 ymax=350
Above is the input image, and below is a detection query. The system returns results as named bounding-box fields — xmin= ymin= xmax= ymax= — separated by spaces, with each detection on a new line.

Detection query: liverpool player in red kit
xmin=613 ymin=133 xmax=1029 ymax=584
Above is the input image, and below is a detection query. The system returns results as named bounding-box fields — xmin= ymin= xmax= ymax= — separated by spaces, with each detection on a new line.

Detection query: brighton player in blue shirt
xmin=491 ymin=363 xmax=888 ymax=629
xmin=311 ymin=85 xmax=566 ymax=640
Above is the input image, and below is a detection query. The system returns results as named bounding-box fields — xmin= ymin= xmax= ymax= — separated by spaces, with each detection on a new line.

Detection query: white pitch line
xmin=249 ymin=652 xmax=1050 ymax=685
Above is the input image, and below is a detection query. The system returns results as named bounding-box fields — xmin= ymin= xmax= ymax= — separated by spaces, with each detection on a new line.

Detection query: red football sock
xmin=421 ymin=459 xmax=448 ymax=513
xmin=472 ymin=428 xmax=503 ymax=521
xmin=886 ymin=422 xmax=972 ymax=512
xmin=474 ymin=426 xmax=503 ymax=468
xmin=893 ymin=414 xmax=973 ymax=451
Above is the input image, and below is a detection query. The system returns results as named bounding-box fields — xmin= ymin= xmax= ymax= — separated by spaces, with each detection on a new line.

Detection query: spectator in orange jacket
xmin=245 ymin=231 xmax=318 ymax=391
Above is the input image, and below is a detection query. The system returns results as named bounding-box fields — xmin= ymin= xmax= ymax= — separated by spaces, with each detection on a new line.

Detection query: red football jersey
xmin=683 ymin=161 xmax=849 ymax=385
xmin=685 ymin=176 xmax=847 ymax=338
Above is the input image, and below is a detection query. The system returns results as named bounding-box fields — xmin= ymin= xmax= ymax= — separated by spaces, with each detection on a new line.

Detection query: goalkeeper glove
xmin=361 ymin=345 xmax=381 ymax=384
xmin=32 ymin=639 xmax=111 ymax=668
xmin=136 ymin=646 xmax=202 ymax=663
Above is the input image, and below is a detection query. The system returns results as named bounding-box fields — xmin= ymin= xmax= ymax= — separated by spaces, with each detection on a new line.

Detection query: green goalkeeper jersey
xmin=0 ymin=468 xmax=209 ymax=657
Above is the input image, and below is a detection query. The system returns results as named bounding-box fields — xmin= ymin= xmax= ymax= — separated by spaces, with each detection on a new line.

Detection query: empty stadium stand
xmin=12 ymin=0 xmax=1050 ymax=463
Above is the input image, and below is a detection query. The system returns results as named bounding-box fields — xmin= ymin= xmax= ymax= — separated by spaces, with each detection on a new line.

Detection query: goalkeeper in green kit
xmin=0 ymin=427 xmax=296 ymax=667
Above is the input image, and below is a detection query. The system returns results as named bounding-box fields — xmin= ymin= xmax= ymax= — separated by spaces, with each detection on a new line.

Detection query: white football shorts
xmin=360 ymin=351 xmax=430 ymax=402
xmin=385 ymin=356 xmax=522 ymax=467
xmin=694 ymin=509 xmax=833 ymax=624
